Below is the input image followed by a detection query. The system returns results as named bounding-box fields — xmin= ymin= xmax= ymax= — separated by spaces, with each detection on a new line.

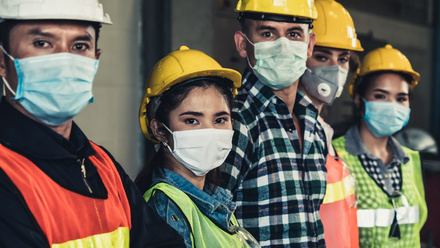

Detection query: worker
xmin=332 ymin=44 xmax=428 ymax=247
xmin=221 ymin=0 xmax=329 ymax=247
xmin=0 ymin=0 xmax=185 ymax=247
xmin=298 ymin=0 xmax=363 ymax=247
xmin=136 ymin=46 xmax=260 ymax=248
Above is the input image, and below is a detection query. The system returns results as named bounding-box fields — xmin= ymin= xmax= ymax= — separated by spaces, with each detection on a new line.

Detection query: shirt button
xmin=384 ymin=174 xmax=389 ymax=178
xmin=225 ymin=203 xmax=230 ymax=206
xmin=171 ymin=215 xmax=179 ymax=221
xmin=288 ymin=128 xmax=293 ymax=132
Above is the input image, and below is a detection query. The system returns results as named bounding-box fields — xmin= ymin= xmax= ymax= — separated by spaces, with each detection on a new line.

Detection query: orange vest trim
xmin=0 ymin=142 xmax=131 ymax=246
xmin=320 ymin=153 xmax=359 ymax=248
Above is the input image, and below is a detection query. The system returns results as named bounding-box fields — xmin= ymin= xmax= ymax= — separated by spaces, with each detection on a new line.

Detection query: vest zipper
xmin=79 ymin=158 xmax=93 ymax=193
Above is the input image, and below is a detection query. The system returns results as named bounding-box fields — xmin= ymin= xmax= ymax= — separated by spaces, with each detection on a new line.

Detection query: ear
xmin=354 ymin=94 xmax=361 ymax=109
xmin=234 ymin=31 xmax=248 ymax=58
xmin=150 ymin=119 xmax=168 ymax=143
xmin=95 ymin=48 xmax=101 ymax=60
xmin=307 ymin=32 xmax=316 ymax=59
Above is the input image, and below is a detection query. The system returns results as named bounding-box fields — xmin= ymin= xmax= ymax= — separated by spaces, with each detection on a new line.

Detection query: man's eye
xmin=33 ymin=40 xmax=49 ymax=48
xmin=73 ymin=43 xmax=90 ymax=51
xmin=261 ymin=32 xmax=272 ymax=37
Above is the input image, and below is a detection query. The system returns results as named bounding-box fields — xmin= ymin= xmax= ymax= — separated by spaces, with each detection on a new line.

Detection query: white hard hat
xmin=0 ymin=0 xmax=112 ymax=24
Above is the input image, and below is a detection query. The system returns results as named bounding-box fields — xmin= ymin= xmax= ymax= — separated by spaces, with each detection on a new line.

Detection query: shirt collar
xmin=152 ymin=169 xmax=235 ymax=214
xmin=241 ymin=69 xmax=278 ymax=113
xmin=0 ymin=97 xmax=95 ymax=159
xmin=345 ymin=124 xmax=409 ymax=163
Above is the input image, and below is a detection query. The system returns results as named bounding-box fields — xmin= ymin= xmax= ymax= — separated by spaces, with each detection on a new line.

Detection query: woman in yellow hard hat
xmin=135 ymin=46 xmax=259 ymax=248
xmin=332 ymin=44 xmax=427 ymax=247
xmin=298 ymin=0 xmax=363 ymax=247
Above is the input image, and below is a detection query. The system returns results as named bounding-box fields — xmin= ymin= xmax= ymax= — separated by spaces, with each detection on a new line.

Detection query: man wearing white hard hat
xmin=0 ymin=0 xmax=185 ymax=247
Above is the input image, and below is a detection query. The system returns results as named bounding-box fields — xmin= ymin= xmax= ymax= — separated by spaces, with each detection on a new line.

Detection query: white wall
xmin=75 ymin=0 xmax=145 ymax=179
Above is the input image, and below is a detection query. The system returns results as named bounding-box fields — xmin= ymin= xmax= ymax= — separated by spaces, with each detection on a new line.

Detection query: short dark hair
xmin=135 ymin=77 xmax=235 ymax=193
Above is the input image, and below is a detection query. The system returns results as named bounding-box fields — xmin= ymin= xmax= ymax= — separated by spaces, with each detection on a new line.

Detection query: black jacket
xmin=0 ymin=97 xmax=185 ymax=248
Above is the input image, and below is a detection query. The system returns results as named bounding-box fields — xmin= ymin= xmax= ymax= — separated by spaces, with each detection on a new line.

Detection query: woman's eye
xmin=314 ymin=55 xmax=327 ymax=62
xmin=215 ymin=117 xmax=229 ymax=124
xmin=338 ymin=57 xmax=349 ymax=64
xmin=397 ymin=97 xmax=408 ymax=102
xmin=184 ymin=118 xmax=199 ymax=125
xmin=373 ymin=93 xmax=386 ymax=100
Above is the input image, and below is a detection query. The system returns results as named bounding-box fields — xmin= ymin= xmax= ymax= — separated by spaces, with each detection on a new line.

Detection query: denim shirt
xmin=147 ymin=169 xmax=236 ymax=248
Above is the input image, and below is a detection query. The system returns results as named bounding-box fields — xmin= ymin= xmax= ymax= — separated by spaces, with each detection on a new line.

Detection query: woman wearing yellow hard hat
xmin=332 ymin=44 xmax=427 ymax=247
xmin=298 ymin=0 xmax=363 ymax=247
xmin=135 ymin=46 xmax=260 ymax=248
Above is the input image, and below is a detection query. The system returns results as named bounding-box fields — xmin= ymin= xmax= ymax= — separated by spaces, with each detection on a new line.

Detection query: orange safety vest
xmin=320 ymin=153 xmax=359 ymax=248
xmin=0 ymin=142 xmax=132 ymax=247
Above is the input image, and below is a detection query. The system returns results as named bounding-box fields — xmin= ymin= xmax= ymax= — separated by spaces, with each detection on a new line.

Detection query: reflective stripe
xmin=52 ymin=227 xmax=130 ymax=248
xmin=322 ymin=175 xmax=355 ymax=204
xmin=357 ymin=206 xmax=420 ymax=227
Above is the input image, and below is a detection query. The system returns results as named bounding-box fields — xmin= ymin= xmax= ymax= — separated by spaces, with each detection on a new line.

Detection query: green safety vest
xmin=332 ymin=136 xmax=427 ymax=248
xmin=144 ymin=183 xmax=247 ymax=248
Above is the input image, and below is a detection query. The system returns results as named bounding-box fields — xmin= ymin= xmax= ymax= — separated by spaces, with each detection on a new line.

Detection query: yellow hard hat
xmin=236 ymin=0 xmax=318 ymax=21
xmin=139 ymin=46 xmax=242 ymax=142
xmin=313 ymin=0 xmax=363 ymax=51
xmin=349 ymin=44 xmax=420 ymax=97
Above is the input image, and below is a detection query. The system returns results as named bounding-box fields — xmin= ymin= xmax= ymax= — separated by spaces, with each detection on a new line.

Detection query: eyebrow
xmin=27 ymin=28 xmax=93 ymax=42
xmin=373 ymin=89 xmax=409 ymax=96
xmin=27 ymin=28 xmax=57 ymax=39
xmin=313 ymin=48 xmax=350 ymax=56
xmin=256 ymin=25 xmax=277 ymax=32
xmin=179 ymin=111 xmax=231 ymax=117
xmin=179 ymin=111 xmax=203 ymax=117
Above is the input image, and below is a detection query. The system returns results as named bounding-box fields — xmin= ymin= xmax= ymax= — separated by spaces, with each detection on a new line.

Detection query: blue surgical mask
xmin=364 ymin=100 xmax=411 ymax=137
xmin=1 ymin=46 xmax=98 ymax=126
xmin=245 ymin=36 xmax=308 ymax=90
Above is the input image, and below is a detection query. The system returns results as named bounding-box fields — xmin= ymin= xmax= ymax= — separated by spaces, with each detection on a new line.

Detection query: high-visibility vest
xmin=144 ymin=182 xmax=247 ymax=248
xmin=333 ymin=136 xmax=427 ymax=248
xmin=320 ymin=153 xmax=359 ymax=248
xmin=0 ymin=142 xmax=132 ymax=248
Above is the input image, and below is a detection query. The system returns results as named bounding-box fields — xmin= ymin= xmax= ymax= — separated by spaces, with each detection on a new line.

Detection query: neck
xmin=272 ymin=81 xmax=299 ymax=114
xmin=163 ymin=150 xmax=206 ymax=190
xmin=358 ymin=121 xmax=391 ymax=162
xmin=6 ymin=97 xmax=72 ymax=140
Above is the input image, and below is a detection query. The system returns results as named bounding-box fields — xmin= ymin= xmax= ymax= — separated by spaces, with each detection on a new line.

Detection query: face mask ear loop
xmin=2 ymin=77 xmax=16 ymax=96
xmin=0 ymin=46 xmax=17 ymax=96
xmin=0 ymin=45 xmax=15 ymax=61
xmin=160 ymin=123 xmax=174 ymax=151
xmin=242 ymin=34 xmax=256 ymax=69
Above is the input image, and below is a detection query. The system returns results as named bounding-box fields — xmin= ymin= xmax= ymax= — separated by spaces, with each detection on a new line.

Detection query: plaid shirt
xmin=221 ymin=70 xmax=328 ymax=248
xmin=344 ymin=125 xmax=408 ymax=196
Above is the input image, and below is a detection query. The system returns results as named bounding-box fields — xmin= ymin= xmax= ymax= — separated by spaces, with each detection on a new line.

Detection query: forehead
xmin=367 ymin=73 xmax=410 ymax=92
xmin=245 ymin=19 xmax=308 ymax=32
xmin=313 ymin=46 xmax=350 ymax=55
xmin=8 ymin=20 xmax=96 ymax=40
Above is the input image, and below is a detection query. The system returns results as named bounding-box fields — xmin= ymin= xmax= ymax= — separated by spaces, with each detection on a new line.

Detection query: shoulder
xmin=147 ymin=188 xmax=193 ymax=248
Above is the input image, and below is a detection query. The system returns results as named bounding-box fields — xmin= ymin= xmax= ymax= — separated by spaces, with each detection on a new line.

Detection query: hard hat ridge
xmin=0 ymin=0 xmax=112 ymax=24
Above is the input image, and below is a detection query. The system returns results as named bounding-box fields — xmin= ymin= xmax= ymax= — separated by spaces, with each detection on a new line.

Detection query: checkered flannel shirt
xmin=344 ymin=125 xmax=408 ymax=196
xmin=221 ymin=70 xmax=328 ymax=248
